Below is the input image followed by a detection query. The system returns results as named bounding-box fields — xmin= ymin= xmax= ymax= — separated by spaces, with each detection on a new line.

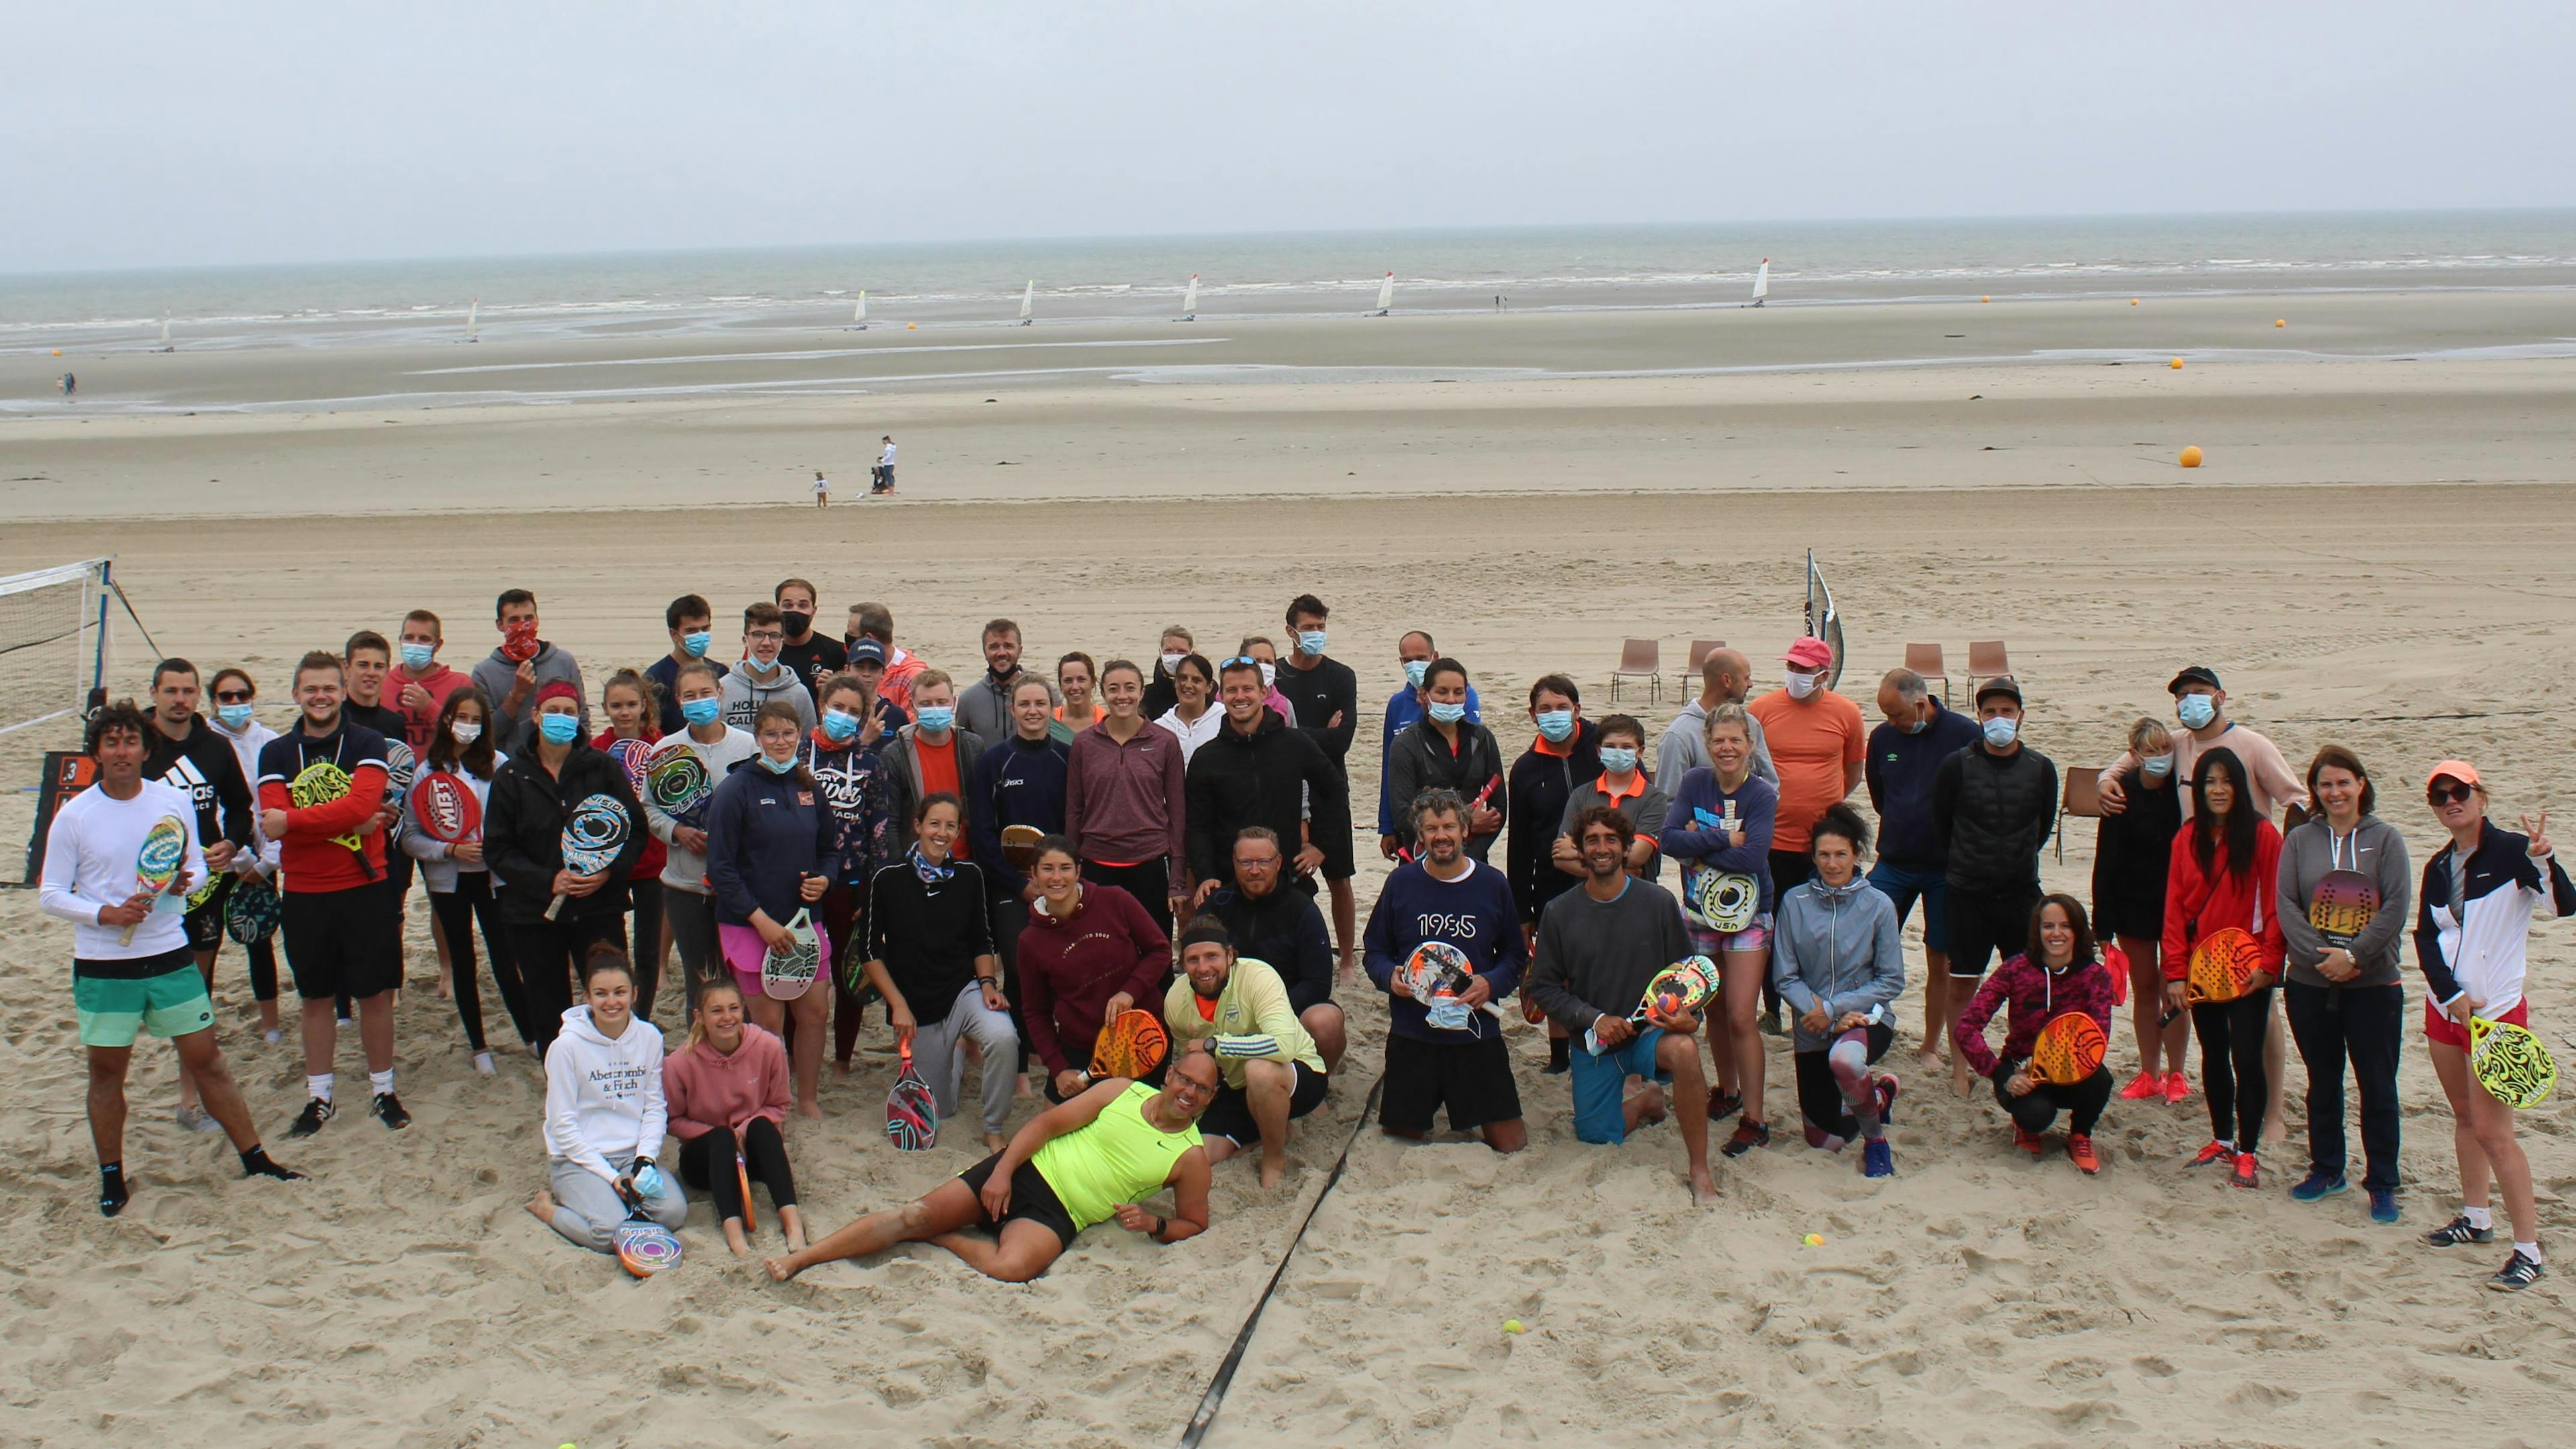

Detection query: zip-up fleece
xmin=2161 ymin=822 xmax=2286 ymax=980
xmin=1770 ymin=876 xmax=1907 ymax=1051
xmin=1955 ymin=951 xmax=2118 ymax=1079
xmin=2415 ymin=820 xmax=2575 ymax=1016
xmin=1160 ymin=956 xmax=1323 ymax=1087
xmin=2275 ymin=814 xmax=2412 ymax=988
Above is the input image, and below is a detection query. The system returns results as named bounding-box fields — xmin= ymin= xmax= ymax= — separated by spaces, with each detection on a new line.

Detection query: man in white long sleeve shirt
xmin=40 ymin=700 xmax=302 ymax=1216
xmin=873 ymin=435 xmax=898 ymax=494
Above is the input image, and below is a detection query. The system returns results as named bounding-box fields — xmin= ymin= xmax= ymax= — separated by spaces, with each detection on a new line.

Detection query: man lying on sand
xmin=766 ymin=1053 xmax=1217 ymax=1283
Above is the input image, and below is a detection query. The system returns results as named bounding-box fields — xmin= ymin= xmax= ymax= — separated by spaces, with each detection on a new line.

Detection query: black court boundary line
xmin=1177 ymin=1075 xmax=1387 ymax=1448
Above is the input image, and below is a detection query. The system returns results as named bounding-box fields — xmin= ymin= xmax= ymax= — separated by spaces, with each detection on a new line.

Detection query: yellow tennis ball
xmin=2179 ymin=446 xmax=2204 ymax=468
xmin=1502 ymin=1319 xmax=1526 ymax=1334
xmin=1803 ymin=1233 xmax=1825 ymax=1246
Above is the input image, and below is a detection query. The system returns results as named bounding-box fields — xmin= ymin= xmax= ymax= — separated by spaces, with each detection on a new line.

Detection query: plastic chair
xmin=2056 ymin=765 xmax=2102 ymax=862
xmin=1968 ymin=639 xmax=2012 ymax=683
xmin=1609 ymin=638 xmax=1662 ymax=704
xmin=1903 ymin=642 xmax=1949 ymax=706
xmin=1681 ymin=639 xmax=1725 ymax=692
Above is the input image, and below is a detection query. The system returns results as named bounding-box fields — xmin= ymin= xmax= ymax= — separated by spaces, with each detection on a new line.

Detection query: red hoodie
xmin=1016 ymin=883 xmax=1172 ymax=1074
xmin=2161 ymin=820 xmax=2286 ymax=980
xmin=391 ymin=663 xmax=470 ymax=756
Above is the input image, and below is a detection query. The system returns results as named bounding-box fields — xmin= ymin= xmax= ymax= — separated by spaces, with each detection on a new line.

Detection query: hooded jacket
xmin=718 ymin=661 xmax=816 ymax=735
xmin=2415 ymin=819 xmax=2575 ymax=1016
xmin=1770 ymin=875 xmax=1907 ymax=1052
xmin=1384 ymin=716 xmax=1508 ymax=862
xmin=542 ymin=1004 xmax=667 ymax=1181
xmin=483 ymin=739 xmax=649 ymax=926
xmin=799 ymin=731 xmax=894 ymax=888
xmin=144 ymin=712 xmax=256 ymax=857
xmin=470 ymin=641 xmax=587 ymax=756
xmin=1954 ymin=951 xmax=2118 ymax=1080
xmin=1507 ymin=720 xmax=1601 ymax=925
xmin=2161 ymin=820 xmax=2286 ymax=980
xmin=1185 ymin=709 xmax=1352 ymax=888
xmin=881 ymin=722 xmax=991 ymax=845
xmin=1160 ymin=956 xmax=1324 ymax=1088
xmin=661 ymin=1022 xmax=790 ymax=1142
xmin=1018 ymin=883 xmax=1173 ymax=1075
xmin=1930 ymin=740 xmax=2058 ymax=894
xmin=704 ymin=758 xmax=837 ymax=928
xmin=2275 ymin=814 xmax=2412 ymax=989
xmin=389 ymin=661 xmax=469 ymax=755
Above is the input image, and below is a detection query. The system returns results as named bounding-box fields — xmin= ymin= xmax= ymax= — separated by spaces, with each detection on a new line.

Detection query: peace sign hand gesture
xmin=2520 ymin=812 xmax=2551 ymax=859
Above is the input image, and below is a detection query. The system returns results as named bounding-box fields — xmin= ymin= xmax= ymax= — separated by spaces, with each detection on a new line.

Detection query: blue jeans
xmin=1866 ymin=863 xmax=1949 ymax=952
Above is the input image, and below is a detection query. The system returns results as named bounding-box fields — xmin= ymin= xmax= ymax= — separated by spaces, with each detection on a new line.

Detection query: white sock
xmin=263 ymin=1028 xmax=283 ymax=1044
xmin=368 ymin=1069 xmax=395 ymax=1097
xmin=307 ymin=1073 xmax=333 ymax=1104
xmin=472 ymin=1051 xmax=496 ymax=1075
xmin=2514 ymin=1240 xmax=2542 ymax=1263
xmin=2465 ymin=1205 xmax=2494 ymax=1231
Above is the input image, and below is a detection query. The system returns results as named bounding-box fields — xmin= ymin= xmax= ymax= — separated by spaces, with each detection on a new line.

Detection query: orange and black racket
xmin=1090 ymin=1008 xmax=1171 ymax=1081
xmin=2185 ymin=926 xmax=2263 ymax=1006
xmin=2027 ymin=1012 xmax=2108 ymax=1085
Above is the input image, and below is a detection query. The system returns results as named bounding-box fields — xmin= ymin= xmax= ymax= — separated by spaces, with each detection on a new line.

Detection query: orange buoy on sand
xmin=906 ymin=323 xmax=918 ymax=330
xmin=1981 ymin=295 xmax=1990 ymax=303
xmin=2131 ymin=299 xmax=2139 ymax=306
xmin=2169 ymin=357 xmax=2184 ymax=369
xmin=2180 ymin=446 xmax=2204 ymax=468
xmin=2275 ymin=319 xmax=2286 ymax=327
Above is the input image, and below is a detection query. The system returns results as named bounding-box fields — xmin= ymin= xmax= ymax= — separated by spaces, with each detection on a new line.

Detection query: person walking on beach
xmin=40 ymin=699 xmax=303 ymax=1216
xmin=812 ymin=471 xmax=829 ymax=508
xmin=1928 ymin=678 xmax=2057 ymax=1097
xmin=873 ymin=435 xmax=898 ymax=494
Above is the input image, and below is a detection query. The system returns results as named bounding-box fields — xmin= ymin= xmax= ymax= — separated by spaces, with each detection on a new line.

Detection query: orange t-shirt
xmin=917 ymin=734 xmax=961 ymax=800
xmin=1746 ymin=687 xmax=1865 ymax=851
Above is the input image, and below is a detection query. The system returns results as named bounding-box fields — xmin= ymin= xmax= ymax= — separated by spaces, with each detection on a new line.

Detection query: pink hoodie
xmin=661 ymin=1022 xmax=791 ymax=1140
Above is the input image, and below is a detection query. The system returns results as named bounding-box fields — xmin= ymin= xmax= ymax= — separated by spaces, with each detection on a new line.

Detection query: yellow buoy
xmin=2180 ymin=446 xmax=2204 ymax=468
xmin=2169 ymin=357 xmax=2184 ymax=369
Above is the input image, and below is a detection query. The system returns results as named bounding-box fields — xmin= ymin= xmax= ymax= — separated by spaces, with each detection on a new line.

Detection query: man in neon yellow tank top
xmin=765 ymin=1053 xmax=1218 ymax=1283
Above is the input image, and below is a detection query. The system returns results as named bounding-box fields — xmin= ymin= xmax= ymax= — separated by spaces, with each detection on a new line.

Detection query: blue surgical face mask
xmin=1403 ymin=659 xmax=1430 ymax=689
xmin=1599 ymin=746 xmax=1640 ymax=775
xmin=2176 ymin=693 xmax=2217 ymax=730
xmin=680 ymin=697 xmax=722 ymax=728
xmin=759 ymin=753 xmax=796 ymax=775
xmin=398 ymin=642 xmax=435 ymax=670
xmin=2141 ymin=752 xmax=2176 ymax=780
xmin=217 ymin=702 xmax=254 ymax=729
xmin=1427 ymin=701 xmax=1466 ymax=726
xmin=1902 ymin=715 xmax=1929 ymax=735
xmin=681 ymin=631 xmax=712 ymax=659
xmin=916 ymin=705 xmax=955 ymax=734
xmin=822 ymin=707 xmax=860 ymax=742
xmin=538 ymin=712 xmax=580 ymax=745
xmin=1981 ymin=715 xmax=2019 ymax=749
xmin=1533 ymin=708 xmax=1574 ymax=743
xmin=1425 ymin=999 xmax=1472 ymax=1032
xmin=1296 ymin=629 xmax=1328 ymax=656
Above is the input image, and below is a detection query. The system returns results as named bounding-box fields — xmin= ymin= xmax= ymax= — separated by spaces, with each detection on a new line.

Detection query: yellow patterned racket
xmin=2470 ymin=1016 xmax=2559 ymax=1109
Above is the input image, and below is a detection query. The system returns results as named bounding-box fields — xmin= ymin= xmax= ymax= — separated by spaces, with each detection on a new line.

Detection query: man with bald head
xmin=1864 ymin=667 xmax=1981 ymax=1071
xmin=1657 ymin=647 xmax=1776 ymax=789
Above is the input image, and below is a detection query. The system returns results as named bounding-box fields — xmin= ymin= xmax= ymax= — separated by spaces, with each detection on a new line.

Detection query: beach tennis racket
xmin=224 ymin=872 xmax=282 ymax=945
xmin=288 ymin=759 xmax=378 ymax=878
xmin=1686 ymin=867 xmax=1760 ymax=934
xmin=545 ymin=791 xmax=631 ymax=920
xmin=1001 ymin=822 xmax=1044 ymax=870
xmin=885 ymin=1030 xmax=938 ymax=1150
xmin=382 ymin=740 xmax=417 ymax=803
xmin=121 ymin=813 xmax=190 ymax=945
xmin=2308 ymin=868 xmax=2378 ymax=952
xmin=761 ymin=906 xmax=822 ymax=1000
xmin=606 ymin=736 xmax=652 ymax=798
xmin=735 ymin=1138 xmax=757 ymax=1236
xmin=643 ymin=737 xmax=715 ymax=828
xmin=2184 ymin=926 xmax=2263 ymax=1006
xmin=612 ymin=1205 xmax=684 ymax=1278
xmin=1090 ymin=1008 xmax=1171 ymax=1081
xmin=1402 ymin=941 xmax=1506 ymax=1022
xmin=408 ymin=770 xmax=482 ymax=844
xmin=2469 ymin=1016 xmax=2559 ymax=1109
xmin=1587 ymin=955 xmax=1720 ymax=1056
xmin=2027 ymin=1012 xmax=2109 ymax=1086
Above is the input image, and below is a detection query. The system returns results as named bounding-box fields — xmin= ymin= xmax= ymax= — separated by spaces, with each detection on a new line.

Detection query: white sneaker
xmin=176 ymin=1105 xmax=223 ymax=1134
xmin=472 ymin=1051 xmax=496 ymax=1075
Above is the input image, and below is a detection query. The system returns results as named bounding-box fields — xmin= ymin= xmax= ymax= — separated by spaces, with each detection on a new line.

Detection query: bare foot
xmin=983 ymin=1131 xmax=1008 ymax=1153
xmin=523 ymin=1190 xmax=557 ymax=1226
xmin=1259 ymin=1152 xmax=1286 ymax=1189
xmin=1690 ymin=1170 xmax=1720 ymax=1205
xmin=1013 ymin=1074 xmax=1033 ymax=1100
xmin=1914 ymin=1046 xmax=1944 ymax=1073
xmin=796 ymin=1099 xmax=824 ymax=1121
xmin=1631 ymin=1086 xmax=1669 ymax=1128
xmin=724 ymin=1220 xmax=751 ymax=1256
xmin=1951 ymin=1070 xmax=1976 ymax=1099
xmin=780 ymin=1207 xmax=807 ymax=1254
xmin=763 ymin=1254 xmax=802 ymax=1282
xmin=833 ymin=1059 xmax=854 ymax=1077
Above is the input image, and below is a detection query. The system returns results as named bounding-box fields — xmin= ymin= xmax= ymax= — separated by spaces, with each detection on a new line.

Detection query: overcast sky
xmin=9 ymin=2 xmax=2572 ymax=273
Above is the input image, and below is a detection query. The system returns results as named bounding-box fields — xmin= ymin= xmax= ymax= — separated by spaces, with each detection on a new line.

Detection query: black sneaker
xmin=372 ymin=1092 xmax=411 ymax=1131
xmin=2489 ymin=1250 xmax=2546 ymax=1292
xmin=288 ymin=1097 xmax=335 ymax=1137
xmin=2424 ymin=1214 xmax=2495 ymax=1248
xmin=1719 ymin=1119 xmax=1772 ymax=1159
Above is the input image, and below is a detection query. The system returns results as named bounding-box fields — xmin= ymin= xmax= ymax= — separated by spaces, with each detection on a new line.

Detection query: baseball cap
xmin=1974 ymin=676 xmax=2024 ymax=706
xmin=2167 ymin=665 xmax=2222 ymax=695
xmin=2425 ymin=759 xmax=2481 ymax=790
xmin=1782 ymin=637 xmax=1834 ymax=671
xmin=847 ymin=637 xmax=888 ymax=665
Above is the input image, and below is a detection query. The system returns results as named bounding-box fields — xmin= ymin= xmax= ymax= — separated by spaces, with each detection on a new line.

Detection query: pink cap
xmin=1782 ymin=637 xmax=1834 ymax=670
xmin=2425 ymin=759 xmax=2481 ymax=790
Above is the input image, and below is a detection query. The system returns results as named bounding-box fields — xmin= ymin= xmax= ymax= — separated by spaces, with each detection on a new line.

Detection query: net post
xmin=90 ymin=559 xmax=112 ymax=704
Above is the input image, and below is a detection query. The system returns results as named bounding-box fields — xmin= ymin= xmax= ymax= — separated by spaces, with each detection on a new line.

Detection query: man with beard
xmin=1163 ymin=919 xmax=1328 ymax=1189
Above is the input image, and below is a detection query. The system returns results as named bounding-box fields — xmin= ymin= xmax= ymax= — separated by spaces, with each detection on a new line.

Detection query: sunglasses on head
xmin=2428 ymin=783 xmax=2476 ymax=806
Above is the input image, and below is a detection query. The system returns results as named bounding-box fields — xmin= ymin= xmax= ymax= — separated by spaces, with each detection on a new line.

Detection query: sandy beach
xmin=3 ymin=290 xmax=2573 ymax=1447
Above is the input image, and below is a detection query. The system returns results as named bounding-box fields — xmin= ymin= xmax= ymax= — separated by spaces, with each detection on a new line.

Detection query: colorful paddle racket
xmin=606 ymin=736 xmax=652 ymax=798
xmin=408 ymin=770 xmax=482 ymax=844
xmin=2184 ymin=926 xmax=2264 ymax=1005
xmin=545 ymin=791 xmax=631 ymax=920
xmin=288 ymin=759 xmax=377 ymax=877
xmin=121 ymin=813 xmax=190 ymax=945
xmin=1686 ymin=867 xmax=1760 ymax=934
xmin=643 ymin=738 xmax=715 ymax=828
xmin=1090 ymin=1008 xmax=1172 ymax=1081
xmin=2470 ymin=1015 xmax=2559 ymax=1109
xmin=1001 ymin=823 xmax=1044 ymax=870
xmin=2027 ymin=1012 xmax=2109 ymax=1085
xmin=382 ymin=740 xmax=417 ymax=803
xmin=1402 ymin=941 xmax=1506 ymax=1022
xmin=612 ymin=1206 xmax=684 ymax=1278
xmin=224 ymin=872 xmax=282 ymax=945
xmin=1587 ymin=955 xmax=1720 ymax=1055
xmin=885 ymin=1030 xmax=938 ymax=1150
xmin=761 ymin=906 xmax=822 ymax=1000
xmin=2308 ymin=868 xmax=2379 ymax=951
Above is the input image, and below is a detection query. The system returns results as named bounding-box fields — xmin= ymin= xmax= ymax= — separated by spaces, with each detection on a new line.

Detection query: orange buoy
xmin=2275 ymin=319 xmax=2286 ymax=327
xmin=2131 ymin=299 xmax=2139 ymax=306
xmin=906 ymin=322 xmax=918 ymax=330
xmin=52 ymin=349 xmax=62 ymax=356
xmin=2169 ymin=357 xmax=2184 ymax=369
xmin=2180 ymin=446 xmax=2204 ymax=468
xmin=1981 ymin=295 xmax=1990 ymax=303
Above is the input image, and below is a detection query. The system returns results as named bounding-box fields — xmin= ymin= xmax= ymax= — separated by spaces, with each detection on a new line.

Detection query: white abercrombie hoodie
xmin=543 ymin=1006 xmax=668 ymax=1181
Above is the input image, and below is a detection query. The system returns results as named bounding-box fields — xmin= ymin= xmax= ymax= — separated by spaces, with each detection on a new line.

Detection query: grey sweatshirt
xmin=1525 ymin=877 xmax=1693 ymax=1035
xmin=1655 ymin=700 xmax=1778 ymax=790
xmin=1769 ymin=876 xmax=1907 ymax=1052
xmin=955 ymin=669 xmax=1059 ymax=745
xmin=2275 ymin=814 xmax=2412 ymax=988
xmin=719 ymin=661 xmax=816 ymax=735
xmin=471 ymin=642 xmax=588 ymax=755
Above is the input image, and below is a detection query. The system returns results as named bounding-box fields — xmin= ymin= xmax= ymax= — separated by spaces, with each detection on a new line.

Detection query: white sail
xmin=466 ymin=297 xmax=480 ymax=341
xmin=1375 ymin=272 xmax=1395 ymax=314
xmin=1018 ymin=280 xmax=1034 ymax=325
xmin=1181 ymin=274 xmax=1198 ymax=321
xmin=854 ymin=291 xmax=868 ymax=327
xmin=1751 ymin=259 xmax=1769 ymax=305
xmin=159 ymin=312 xmax=170 ymax=347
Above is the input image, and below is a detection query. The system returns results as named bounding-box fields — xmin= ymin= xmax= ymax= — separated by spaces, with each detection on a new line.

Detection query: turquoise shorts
xmin=1570 ymin=1025 xmax=1669 ymax=1144
xmin=76 ymin=961 xmax=215 ymax=1048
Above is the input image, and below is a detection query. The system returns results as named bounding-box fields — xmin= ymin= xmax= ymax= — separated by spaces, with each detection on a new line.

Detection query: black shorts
xmin=1792 ymin=1021 xmax=1894 ymax=1138
xmin=280 ymin=879 xmax=402 ymax=1001
xmin=955 ymin=1153 xmax=1079 ymax=1251
xmin=1199 ymin=1059 xmax=1328 ymax=1145
xmin=182 ymin=873 xmax=231 ymax=953
xmin=1944 ymin=884 xmax=2041 ymax=979
xmin=1379 ymin=1030 xmax=1520 ymax=1135
xmin=384 ymin=849 xmax=416 ymax=904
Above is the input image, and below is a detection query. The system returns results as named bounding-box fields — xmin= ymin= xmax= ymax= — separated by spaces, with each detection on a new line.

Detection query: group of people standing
xmin=38 ymin=584 xmax=2567 ymax=1293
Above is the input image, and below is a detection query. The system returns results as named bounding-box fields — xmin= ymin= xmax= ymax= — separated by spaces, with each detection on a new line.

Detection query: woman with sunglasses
xmin=2416 ymin=761 xmax=2573 ymax=1291
xmin=2161 ymin=747 xmax=2286 ymax=1191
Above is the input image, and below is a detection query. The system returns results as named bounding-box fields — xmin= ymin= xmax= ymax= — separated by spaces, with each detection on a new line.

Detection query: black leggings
xmin=2192 ymin=987 xmax=2275 ymax=1148
xmin=1994 ymin=1065 xmax=2113 ymax=1136
xmin=429 ymin=873 xmax=529 ymax=1053
xmin=627 ymin=877 xmax=665 ymax=1024
xmin=508 ymin=915 xmax=627 ymax=1053
xmin=677 ymin=1118 xmax=797 ymax=1222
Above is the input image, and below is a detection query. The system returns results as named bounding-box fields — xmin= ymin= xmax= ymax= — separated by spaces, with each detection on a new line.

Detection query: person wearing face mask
xmin=1927 ymin=678 xmax=2058 ymax=1098
xmin=390 ymin=609 xmax=467 ymax=756
xmin=1510 ymin=676 xmax=1601 ymax=1003
xmin=1771 ymin=805 xmax=1905 ymax=1177
xmin=1142 ymin=625 xmax=1195 ymax=722
xmin=405 ymin=685 xmax=531 ymax=1069
xmin=1377 ymin=629 xmax=1483 ymax=859
xmin=1864 ymin=666 xmax=1980 ymax=1073
xmin=721 ymin=602 xmax=818 ymax=734
xmin=1658 ymin=647 xmax=1776 ymax=790
xmin=2161 ymin=747 xmax=2287 ymax=1191
xmin=802 ymin=674 xmax=896 ymax=1073
xmin=2097 ymin=665 xmax=2308 ymax=823
xmin=484 ymin=681 xmax=649 ymax=1055
xmin=1274 ymin=596 xmax=1360 ymax=969
xmin=1955 ymin=896 xmax=2118 ymax=1174
xmin=771 ymin=578 xmax=846 ymax=700
xmin=881 ymin=670 xmax=990 ymax=840
xmin=1152 ymin=653 xmax=1223 ymax=765
xmin=595 ymin=669 xmax=670 ymax=1022
xmin=646 ymin=594 xmax=722 ymax=737
xmin=839 ymin=637 xmax=912 ymax=741
xmin=644 ymin=659 xmax=761 ymax=1015
xmin=1384 ymin=659 xmax=1507 ymax=864
xmin=206 ymin=667 xmax=285 ymax=1042
xmin=706 ymin=701 xmax=838 ymax=1118
xmin=2275 ymin=745 xmax=2411 ymax=1222
xmin=1557 ymin=714 xmax=1669 ymax=881
xmin=957 ymin=618 xmax=1059 ymax=743
xmin=2092 ymin=717 xmax=2190 ymax=1104
xmin=1746 ymin=637 xmax=1865 ymax=904
xmin=470 ymin=588 xmax=587 ymax=755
